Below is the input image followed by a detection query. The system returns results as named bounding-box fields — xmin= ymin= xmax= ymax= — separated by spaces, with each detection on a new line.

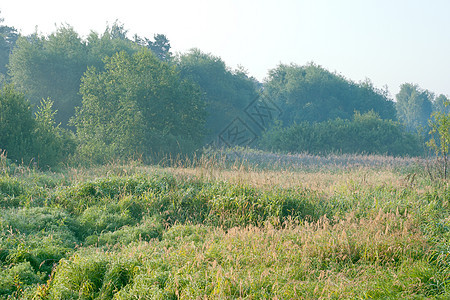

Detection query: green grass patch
xmin=0 ymin=156 xmax=449 ymax=299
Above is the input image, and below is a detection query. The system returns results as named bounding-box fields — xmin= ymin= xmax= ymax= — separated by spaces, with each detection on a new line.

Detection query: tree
xmin=33 ymin=98 xmax=76 ymax=168
xmin=8 ymin=24 xmax=140 ymax=127
xmin=0 ymin=84 xmax=34 ymax=163
xmin=72 ymin=49 xmax=206 ymax=163
xmin=177 ymin=49 xmax=260 ymax=142
xmin=395 ymin=83 xmax=433 ymax=132
xmin=106 ymin=20 xmax=128 ymax=40
xmin=85 ymin=21 xmax=139 ymax=70
xmin=264 ymin=63 xmax=396 ymax=125
xmin=135 ymin=33 xmax=172 ymax=62
xmin=433 ymin=94 xmax=450 ymax=115
xmin=0 ymin=85 xmax=74 ymax=167
xmin=0 ymin=12 xmax=18 ymax=79
xmin=8 ymin=26 xmax=89 ymax=127
xmin=427 ymin=100 xmax=450 ymax=179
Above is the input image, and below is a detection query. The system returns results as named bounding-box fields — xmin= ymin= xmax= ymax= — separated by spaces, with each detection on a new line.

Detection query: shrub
xmin=0 ymin=85 xmax=34 ymax=164
xmin=0 ymin=85 xmax=76 ymax=169
xmin=32 ymin=98 xmax=76 ymax=169
xmin=260 ymin=111 xmax=423 ymax=156
xmin=427 ymin=103 xmax=450 ymax=180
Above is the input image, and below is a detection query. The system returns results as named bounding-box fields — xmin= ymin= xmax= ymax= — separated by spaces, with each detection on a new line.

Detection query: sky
xmin=1 ymin=0 xmax=449 ymax=99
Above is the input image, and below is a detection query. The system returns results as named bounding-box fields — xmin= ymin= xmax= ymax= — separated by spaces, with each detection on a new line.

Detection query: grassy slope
xmin=1 ymin=153 xmax=449 ymax=299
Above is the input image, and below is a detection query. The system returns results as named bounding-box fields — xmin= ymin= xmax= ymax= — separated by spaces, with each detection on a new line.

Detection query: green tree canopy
xmin=177 ymin=49 xmax=260 ymax=142
xmin=135 ymin=33 xmax=172 ymax=62
xmin=8 ymin=23 xmax=140 ymax=127
xmin=0 ymin=84 xmax=34 ymax=162
xmin=264 ymin=63 xmax=396 ymax=125
xmin=395 ymin=83 xmax=433 ymax=132
xmin=0 ymin=85 xmax=74 ymax=167
xmin=433 ymin=94 xmax=450 ymax=115
xmin=8 ymin=26 xmax=88 ymax=127
xmin=73 ymin=49 xmax=206 ymax=164
xmin=0 ymin=12 xmax=18 ymax=82
xmin=33 ymin=98 xmax=76 ymax=168
xmin=85 ymin=21 xmax=139 ymax=70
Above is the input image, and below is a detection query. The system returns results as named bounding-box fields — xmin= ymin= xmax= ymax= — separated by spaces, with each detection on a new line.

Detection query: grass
xmin=0 ymin=150 xmax=449 ymax=299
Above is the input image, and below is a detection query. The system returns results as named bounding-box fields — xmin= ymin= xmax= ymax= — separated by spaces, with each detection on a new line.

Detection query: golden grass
xmin=58 ymin=155 xmax=430 ymax=199
xmin=166 ymin=165 xmax=406 ymax=194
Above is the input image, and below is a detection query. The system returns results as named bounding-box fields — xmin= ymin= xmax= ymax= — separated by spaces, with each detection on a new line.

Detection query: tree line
xmin=0 ymin=15 xmax=449 ymax=168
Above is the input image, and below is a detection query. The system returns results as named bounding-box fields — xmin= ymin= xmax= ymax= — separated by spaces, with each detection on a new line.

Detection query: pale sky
xmin=1 ymin=0 xmax=449 ymax=99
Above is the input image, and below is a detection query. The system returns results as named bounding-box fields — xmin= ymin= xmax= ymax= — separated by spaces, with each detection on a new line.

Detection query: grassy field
xmin=0 ymin=151 xmax=449 ymax=299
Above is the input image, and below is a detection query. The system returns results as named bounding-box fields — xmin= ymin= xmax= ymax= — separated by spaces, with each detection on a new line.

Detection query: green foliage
xmin=0 ymin=174 xmax=47 ymax=208
xmin=427 ymin=100 xmax=450 ymax=179
xmin=0 ymin=85 xmax=75 ymax=168
xmin=0 ymin=85 xmax=34 ymax=163
xmin=33 ymin=213 xmax=441 ymax=299
xmin=0 ymin=207 xmax=78 ymax=294
xmin=47 ymin=253 xmax=110 ymax=299
xmin=0 ymin=207 xmax=76 ymax=236
xmin=0 ymin=262 xmax=40 ymax=296
xmin=135 ymin=33 xmax=172 ymax=62
xmin=50 ymin=172 xmax=326 ymax=229
xmin=259 ymin=111 xmax=423 ymax=156
xmin=264 ymin=63 xmax=396 ymax=125
xmin=177 ymin=49 xmax=260 ymax=142
xmin=85 ymin=21 xmax=139 ymax=70
xmin=0 ymin=12 xmax=18 ymax=78
xmin=85 ymin=216 xmax=164 ymax=247
xmin=7 ymin=21 xmax=174 ymax=131
xmin=73 ymin=49 xmax=206 ymax=163
xmin=78 ymin=205 xmax=134 ymax=237
xmin=52 ymin=174 xmax=176 ymax=216
xmin=8 ymin=24 xmax=140 ymax=127
xmin=396 ymin=83 xmax=433 ymax=132
xmin=0 ymin=159 xmax=448 ymax=298
xmin=33 ymin=98 xmax=76 ymax=168
xmin=0 ymin=175 xmax=24 ymax=198
xmin=4 ymin=14 xmax=450 ymax=299
xmin=433 ymin=94 xmax=450 ymax=115
xmin=8 ymin=27 xmax=89 ymax=127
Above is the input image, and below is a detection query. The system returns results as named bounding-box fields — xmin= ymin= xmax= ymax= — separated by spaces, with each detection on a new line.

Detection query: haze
xmin=2 ymin=0 xmax=449 ymax=97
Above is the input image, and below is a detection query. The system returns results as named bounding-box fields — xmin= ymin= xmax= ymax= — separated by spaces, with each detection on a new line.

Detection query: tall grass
xmin=0 ymin=150 xmax=449 ymax=299
xmin=38 ymin=213 xmax=440 ymax=299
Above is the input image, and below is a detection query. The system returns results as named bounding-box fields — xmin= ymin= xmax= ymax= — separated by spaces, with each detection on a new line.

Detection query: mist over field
xmin=1 ymin=10 xmax=450 ymax=299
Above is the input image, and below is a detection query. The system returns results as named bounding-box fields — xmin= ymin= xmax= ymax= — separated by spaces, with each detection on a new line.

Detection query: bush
xmin=0 ymin=85 xmax=76 ymax=169
xmin=427 ymin=103 xmax=450 ymax=180
xmin=259 ymin=111 xmax=423 ymax=157
xmin=0 ymin=85 xmax=34 ymax=164
xmin=32 ymin=98 xmax=76 ymax=169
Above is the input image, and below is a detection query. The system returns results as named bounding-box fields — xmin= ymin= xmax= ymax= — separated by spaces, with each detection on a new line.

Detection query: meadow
xmin=0 ymin=150 xmax=449 ymax=299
